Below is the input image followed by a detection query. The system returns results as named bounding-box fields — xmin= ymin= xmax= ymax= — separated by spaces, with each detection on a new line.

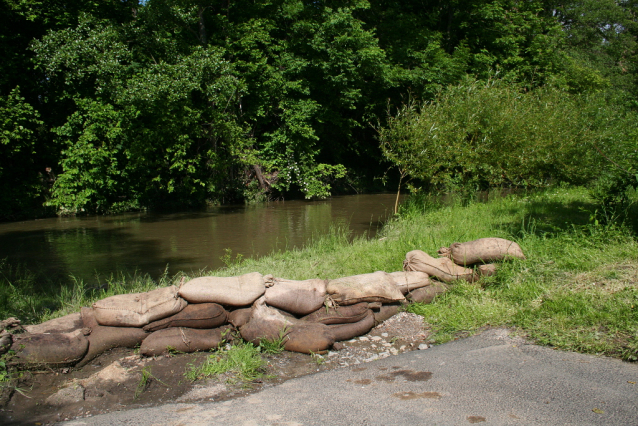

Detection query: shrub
xmin=379 ymin=78 xmax=636 ymax=196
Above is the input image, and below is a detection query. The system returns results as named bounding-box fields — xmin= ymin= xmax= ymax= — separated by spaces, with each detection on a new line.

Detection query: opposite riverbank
xmin=2 ymin=186 xmax=637 ymax=360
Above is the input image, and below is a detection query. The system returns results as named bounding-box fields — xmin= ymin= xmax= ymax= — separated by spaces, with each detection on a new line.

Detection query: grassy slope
xmin=2 ymin=186 xmax=637 ymax=360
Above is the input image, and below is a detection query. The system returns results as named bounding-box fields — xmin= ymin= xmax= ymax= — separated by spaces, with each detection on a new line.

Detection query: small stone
xmin=382 ymin=342 xmax=392 ymax=347
xmin=370 ymin=336 xmax=382 ymax=342
xmin=418 ymin=344 xmax=429 ymax=350
xmin=359 ymin=337 xmax=369 ymax=342
xmin=399 ymin=345 xmax=406 ymax=351
xmin=46 ymin=385 xmax=85 ymax=406
xmin=370 ymin=344 xmax=377 ymax=349
xmin=364 ymin=355 xmax=379 ymax=363
xmin=333 ymin=342 xmax=345 ymax=351
xmin=381 ymin=333 xmax=388 ymax=337
xmin=378 ymin=351 xmax=390 ymax=359
xmin=327 ymin=351 xmax=339 ymax=357
xmin=390 ymin=348 xmax=399 ymax=355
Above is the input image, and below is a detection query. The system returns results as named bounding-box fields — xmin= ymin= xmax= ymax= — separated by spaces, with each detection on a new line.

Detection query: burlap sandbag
xmin=143 ymin=303 xmax=228 ymax=332
xmin=326 ymin=271 xmax=406 ymax=305
xmin=388 ymin=271 xmax=431 ymax=295
xmin=179 ymin=272 xmax=267 ymax=306
xmin=265 ymin=278 xmax=327 ymax=316
xmin=438 ymin=237 xmax=526 ymax=265
xmin=24 ymin=312 xmax=83 ymax=334
xmin=406 ymin=282 xmax=448 ymax=304
xmin=372 ymin=304 xmax=401 ymax=325
xmin=0 ymin=333 xmax=11 ymax=355
xmin=77 ymin=307 xmax=149 ymax=367
xmin=93 ymin=285 xmax=187 ymax=327
xmin=404 ymin=250 xmax=476 ymax=283
xmin=8 ymin=329 xmax=89 ymax=369
xmin=328 ymin=310 xmax=375 ymax=341
xmin=477 ymin=263 xmax=498 ymax=277
xmin=140 ymin=325 xmax=232 ymax=356
xmin=301 ymin=302 xmax=369 ymax=325
xmin=239 ymin=296 xmax=296 ymax=345
xmin=228 ymin=308 xmax=252 ymax=328
xmin=284 ymin=323 xmax=335 ymax=354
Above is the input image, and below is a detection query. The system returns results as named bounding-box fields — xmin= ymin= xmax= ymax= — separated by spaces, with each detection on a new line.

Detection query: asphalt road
xmin=65 ymin=328 xmax=638 ymax=426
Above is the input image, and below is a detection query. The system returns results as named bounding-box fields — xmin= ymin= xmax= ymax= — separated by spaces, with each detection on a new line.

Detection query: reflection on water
xmin=0 ymin=194 xmax=401 ymax=281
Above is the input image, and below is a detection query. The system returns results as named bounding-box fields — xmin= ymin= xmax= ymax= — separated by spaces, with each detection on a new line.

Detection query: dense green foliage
xmin=380 ymin=80 xmax=638 ymax=194
xmin=1 ymin=0 xmax=638 ymax=217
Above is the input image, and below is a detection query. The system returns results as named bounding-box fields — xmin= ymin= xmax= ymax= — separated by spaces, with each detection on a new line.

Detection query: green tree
xmin=0 ymin=87 xmax=45 ymax=218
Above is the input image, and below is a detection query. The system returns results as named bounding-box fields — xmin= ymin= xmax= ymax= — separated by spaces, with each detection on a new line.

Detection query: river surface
xmin=0 ymin=194 xmax=401 ymax=282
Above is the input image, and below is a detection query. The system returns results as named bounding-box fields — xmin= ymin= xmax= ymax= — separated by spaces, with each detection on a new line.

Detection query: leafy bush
xmin=379 ymin=78 xmax=636 ymax=195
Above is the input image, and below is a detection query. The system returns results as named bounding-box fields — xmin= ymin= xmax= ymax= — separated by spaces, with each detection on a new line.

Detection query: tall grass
xmin=1 ymin=186 xmax=636 ymax=360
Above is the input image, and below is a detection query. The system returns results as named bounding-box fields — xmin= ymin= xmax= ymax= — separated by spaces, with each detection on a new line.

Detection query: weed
xmin=309 ymin=351 xmax=325 ymax=365
xmin=185 ymin=341 xmax=265 ymax=383
xmin=134 ymin=367 xmax=167 ymax=400
xmin=0 ymin=350 xmax=17 ymax=384
xmin=258 ymin=328 xmax=288 ymax=355
xmin=165 ymin=346 xmax=187 ymax=356
xmin=220 ymin=249 xmax=244 ymax=269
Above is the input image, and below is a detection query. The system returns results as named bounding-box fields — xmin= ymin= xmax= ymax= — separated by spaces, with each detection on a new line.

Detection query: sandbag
xmin=388 ymin=271 xmax=431 ymax=295
xmin=326 ymin=271 xmax=406 ymax=305
xmin=8 ymin=329 xmax=88 ymax=369
xmin=284 ymin=323 xmax=335 ymax=354
xmin=0 ymin=333 xmax=11 ymax=355
xmin=406 ymin=282 xmax=448 ymax=304
xmin=76 ymin=307 xmax=149 ymax=367
xmin=301 ymin=302 xmax=369 ymax=325
xmin=265 ymin=278 xmax=327 ymax=316
xmin=143 ymin=303 xmax=228 ymax=332
xmin=93 ymin=285 xmax=187 ymax=327
xmin=239 ymin=296 xmax=296 ymax=345
xmin=477 ymin=263 xmax=498 ymax=277
xmin=328 ymin=310 xmax=375 ymax=341
xmin=24 ymin=312 xmax=83 ymax=334
xmin=372 ymin=304 xmax=401 ymax=325
xmin=404 ymin=250 xmax=476 ymax=283
xmin=179 ymin=272 xmax=266 ymax=306
xmin=438 ymin=238 xmax=526 ymax=266
xmin=228 ymin=308 xmax=252 ymax=328
xmin=139 ymin=326 xmax=232 ymax=356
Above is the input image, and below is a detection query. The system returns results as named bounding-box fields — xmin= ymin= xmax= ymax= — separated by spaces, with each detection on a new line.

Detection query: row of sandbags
xmin=3 ymin=271 xmax=446 ymax=369
xmin=405 ymin=237 xmax=526 ymax=282
xmin=2 ymin=237 xmax=524 ymax=370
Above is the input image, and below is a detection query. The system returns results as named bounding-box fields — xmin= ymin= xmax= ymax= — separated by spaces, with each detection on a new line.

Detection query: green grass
xmin=185 ymin=341 xmax=266 ymax=383
xmin=1 ymin=186 xmax=637 ymax=361
xmin=258 ymin=328 xmax=288 ymax=355
xmin=134 ymin=366 xmax=167 ymax=400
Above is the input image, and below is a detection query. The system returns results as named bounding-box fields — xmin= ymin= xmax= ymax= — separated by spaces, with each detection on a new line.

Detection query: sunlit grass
xmin=185 ymin=341 xmax=266 ymax=383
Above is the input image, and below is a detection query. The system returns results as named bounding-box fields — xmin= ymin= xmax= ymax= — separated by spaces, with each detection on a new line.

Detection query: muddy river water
xmin=0 ymin=194 xmax=402 ymax=282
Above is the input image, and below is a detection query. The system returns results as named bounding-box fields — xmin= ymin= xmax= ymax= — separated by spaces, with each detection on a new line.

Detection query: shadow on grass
xmin=492 ymin=198 xmax=603 ymax=238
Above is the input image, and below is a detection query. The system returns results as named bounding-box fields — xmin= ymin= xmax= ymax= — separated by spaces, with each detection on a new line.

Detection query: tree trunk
xmin=198 ymin=7 xmax=207 ymax=45
xmin=253 ymin=164 xmax=267 ymax=190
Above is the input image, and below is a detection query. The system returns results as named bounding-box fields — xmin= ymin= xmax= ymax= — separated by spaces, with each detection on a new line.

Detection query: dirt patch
xmin=568 ymin=261 xmax=638 ymax=293
xmin=1 ymin=312 xmax=428 ymax=425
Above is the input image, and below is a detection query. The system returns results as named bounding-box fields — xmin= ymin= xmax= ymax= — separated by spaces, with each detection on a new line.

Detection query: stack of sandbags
xmin=5 ymin=264 xmax=463 ymax=367
xmin=404 ymin=237 xmax=526 ymax=285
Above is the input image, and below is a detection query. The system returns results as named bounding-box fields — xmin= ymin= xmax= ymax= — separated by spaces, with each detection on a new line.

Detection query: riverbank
xmin=2 ymin=186 xmax=637 ymax=360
